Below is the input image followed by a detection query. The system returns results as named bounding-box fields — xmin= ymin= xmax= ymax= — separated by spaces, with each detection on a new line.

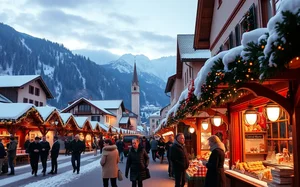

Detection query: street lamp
xmin=244 ymin=105 xmax=258 ymax=125
xmin=265 ymin=102 xmax=281 ymax=122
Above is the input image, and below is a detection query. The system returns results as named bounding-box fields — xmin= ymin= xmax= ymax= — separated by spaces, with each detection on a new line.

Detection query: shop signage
xmin=245 ymin=134 xmax=263 ymax=139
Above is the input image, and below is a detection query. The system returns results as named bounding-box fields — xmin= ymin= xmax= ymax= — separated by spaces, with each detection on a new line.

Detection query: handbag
xmin=118 ymin=170 xmax=123 ymax=181
xmin=145 ymin=168 xmax=151 ymax=179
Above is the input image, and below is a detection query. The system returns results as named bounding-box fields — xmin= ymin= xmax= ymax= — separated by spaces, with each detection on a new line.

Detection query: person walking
xmin=100 ymin=139 xmax=119 ymax=187
xmin=6 ymin=136 xmax=17 ymax=175
xmin=150 ymin=138 xmax=158 ymax=162
xmin=92 ymin=137 xmax=98 ymax=156
xmin=69 ymin=134 xmax=85 ymax=174
xmin=24 ymin=138 xmax=30 ymax=153
xmin=40 ymin=136 xmax=50 ymax=176
xmin=170 ymin=133 xmax=189 ymax=187
xmin=125 ymin=138 xmax=150 ymax=187
xmin=165 ymin=135 xmax=174 ymax=178
xmin=202 ymin=135 xmax=226 ymax=187
xmin=141 ymin=137 xmax=150 ymax=154
xmin=0 ymin=138 xmax=7 ymax=175
xmin=64 ymin=139 xmax=70 ymax=156
xmin=157 ymin=138 xmax=165 ymax=164
xmin=48 ymin=136 xmax=60 ymax=174
xmin=116 ymin=138 xmax=125 ymax=163
xmin=29 ymin=137 xmax=42 ymax=176
xmin=99 ymin=136 xmax=104 ymax=154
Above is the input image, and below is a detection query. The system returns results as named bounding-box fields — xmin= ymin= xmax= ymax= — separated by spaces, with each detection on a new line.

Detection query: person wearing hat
xmin=202 ymin=135 xmax=226 ymax=187
xmin=29 ymin=137 xmax=42 ymax=176
xmin=49 ymin=136 xmax=60 ymax=174
xmin=7 ymin=136 xmax=17 ymax=175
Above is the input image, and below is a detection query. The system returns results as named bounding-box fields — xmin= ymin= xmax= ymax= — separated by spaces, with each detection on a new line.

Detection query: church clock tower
xmin=131 ymin=61 xmax=140 ymax=125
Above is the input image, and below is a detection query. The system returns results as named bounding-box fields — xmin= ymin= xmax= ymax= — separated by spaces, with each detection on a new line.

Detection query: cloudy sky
xmin=0 ymin=0 xmax=198 ymax=60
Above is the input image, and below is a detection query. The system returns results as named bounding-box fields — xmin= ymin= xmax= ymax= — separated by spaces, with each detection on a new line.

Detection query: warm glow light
xmin=265 ymin=102 xmax=281 ymax=122
xmin=188 ymin=127 xmax=195 ymax=133
xmin=244 ymin=105 xmax=258 ymax=125
xmin=212 ymin=116 xmax=222 ymax=127
xmin=201 ymin=121 xmax=209 ymax=130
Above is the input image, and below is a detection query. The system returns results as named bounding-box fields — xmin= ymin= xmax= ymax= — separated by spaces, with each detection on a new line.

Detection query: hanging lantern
xmin=201 ymin=121 xmax=209 ymax=130
xmin=188 ymin=126 xmax=195 ymax=133
xmin=212 ymin=114 xmax=222 ymax=127
xmin=265 ymin=102 xmax=281 ymax=122
xmin=244 ymin=105 xmax=258 ymax=125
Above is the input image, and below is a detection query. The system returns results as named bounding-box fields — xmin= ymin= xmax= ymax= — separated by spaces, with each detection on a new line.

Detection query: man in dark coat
xmin=48 ymin=136 xmax=60 ymax=174
xmin=170 ymin=133 xmax=189 ymax=187
xmin=141 ymin=136 xmax=150 ymax=154
xmin=98 ymin=136 xmax=104 ymax=154
xmin=29 ymin=137 xmax=42 ymax=176
xmin=157 ymin=138 xmax=165 ymax=164
xmin=64 ymin=139 xmax=70 ymax=156
xmin=40 ymin=136 xmax=50 ymax=176
xmin=116 ymin=138 xmax=125 ymax=163
xmin=203 ymin=135 xmax=226 ymax=187
xmin=7 ymin=136 xmax=17 ymax=175
xmin=150 ymin=138 xmax=158 ymax=161
xmin=69 ymin=134 xmax=85 ymax=174
xmin=24 ymin=138 xmax=30 ymax=153
xmin=165 ymin=135 xmax=174 ymax=178
xmin=125 ymin=138 xmax=150 ymax=187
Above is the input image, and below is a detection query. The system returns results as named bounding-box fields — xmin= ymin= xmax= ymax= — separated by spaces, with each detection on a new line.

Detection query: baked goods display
xmin=201 ymin=152 xmax=211 ymax=160
xmin=234 ymin=161 xmax=273 ymax=180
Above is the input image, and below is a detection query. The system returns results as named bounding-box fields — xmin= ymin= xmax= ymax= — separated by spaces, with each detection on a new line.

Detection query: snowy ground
xmin=0 ymin=152 xmax=179 ymax=187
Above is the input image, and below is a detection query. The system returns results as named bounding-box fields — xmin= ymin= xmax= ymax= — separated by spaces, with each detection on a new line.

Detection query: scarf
xmin=174 ymin=139 xmax=184 ymax=148
xmin=210 ymin=141 xmax=226 ymax=152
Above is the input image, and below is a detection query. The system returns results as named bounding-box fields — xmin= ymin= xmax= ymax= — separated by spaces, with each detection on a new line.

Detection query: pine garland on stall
xmin=260 ymin=10 xmax=300 ymax=80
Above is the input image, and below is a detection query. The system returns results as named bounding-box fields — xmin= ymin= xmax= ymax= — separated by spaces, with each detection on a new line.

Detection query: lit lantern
xmin=212 ymin=115 xmax=222 ymax=127
xmin=244 ymin=105 xmax=258 ymax=125
xmin=265 ymin=102 xmax=281 ymax=122
xmin=188 ymin=126 xmax=195 ymax=133
xmin=201 ymin=121 xmax=209 ymax=130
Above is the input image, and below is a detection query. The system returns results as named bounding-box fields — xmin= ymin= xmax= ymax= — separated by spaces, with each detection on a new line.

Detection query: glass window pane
xmin=272 ymin=122 xmax=278 ymax=138
xmin=274 ymin=141 xmax=279 ymax=153
xmin=279 ymin=140 xmax=288 ymax=153
xmin=288 ymin=125 xmax=293 ymax=139
xmin=280 ymin=121 xmax=287 ymax=138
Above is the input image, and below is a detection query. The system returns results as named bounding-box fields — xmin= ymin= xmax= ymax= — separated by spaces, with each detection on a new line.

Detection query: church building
xmin=131 ymin=61 xmax=140 ymax=126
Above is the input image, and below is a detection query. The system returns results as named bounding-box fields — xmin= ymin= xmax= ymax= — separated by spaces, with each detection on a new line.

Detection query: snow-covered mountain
xmin=118 ymin=54 xmax=176 ymax=82
xmin=74 ymin=50 xmax=176 ymax=82
xmin=0 ymin=23 xmax=169 ymax=122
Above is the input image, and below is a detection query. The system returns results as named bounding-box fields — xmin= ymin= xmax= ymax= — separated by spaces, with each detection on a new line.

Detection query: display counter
xmin=225 ymin=170 xmax=268 ymax=187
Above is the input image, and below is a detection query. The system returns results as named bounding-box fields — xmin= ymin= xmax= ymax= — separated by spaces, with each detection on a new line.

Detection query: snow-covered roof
xmin=194 ymin=51 xmax=228 ymax=99
xmin=177 ymin=34 xmax=211 ymax=60
xmin=149 ymin=111 xmax=160 ymax=117
xmin=0 ymin=75 xmax=39 ymax=87
xmin=90 ymin=121 xmax=100 ymax=130
xmin=137 ymin=125 xmax=144 ymax=131
xmin=62 ymin=98 xmax=115 ymax=116
xmin=36 ymin=106 xmax=57 ymax=121
xmin=0 ymin=103 xmax=35 ymax=120
xmin=90 ymin=100 xmax=123 ymax=109
xmin=119 ymin=117 xmax=129 ymax=124
xmin=99 ymin=123 xmax=117 ymax=133
xmin=59 ymin=113 xmax=73 ymax=124
xmin=74 ymin=117 xmax=88 ymax=128
xmin=0 ymin=94 xmax=12 ymax=103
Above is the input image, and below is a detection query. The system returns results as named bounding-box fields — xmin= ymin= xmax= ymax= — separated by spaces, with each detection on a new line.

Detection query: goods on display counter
xmin=230 ymin=160 xmax=294 ymax=186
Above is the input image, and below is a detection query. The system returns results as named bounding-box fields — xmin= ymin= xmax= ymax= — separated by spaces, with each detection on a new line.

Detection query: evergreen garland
xmin=242 ymin=10 xmax=255 ymax=32
xmin=260 ymin=10 xmax=300 ymax=80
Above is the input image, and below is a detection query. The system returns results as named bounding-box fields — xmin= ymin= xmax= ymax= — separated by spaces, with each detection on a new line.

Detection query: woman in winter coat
xmin=125 ymin=138 xmax=150 ymax=187
xmin=100 ymin=139 xmax=119 ymax=187
xmin=202 ymin=135 xmax=226 ymax=187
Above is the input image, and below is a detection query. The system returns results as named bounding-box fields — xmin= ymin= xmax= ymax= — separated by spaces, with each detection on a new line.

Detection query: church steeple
xmin=131 ymin=57 xmax=140 ymax=126
xmin=132 ymin=61 xmax=139 ymax=85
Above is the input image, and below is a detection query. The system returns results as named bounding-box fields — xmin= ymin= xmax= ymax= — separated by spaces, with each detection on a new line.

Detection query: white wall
xmin=17 ymin=80 xmax=47 ymax=106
